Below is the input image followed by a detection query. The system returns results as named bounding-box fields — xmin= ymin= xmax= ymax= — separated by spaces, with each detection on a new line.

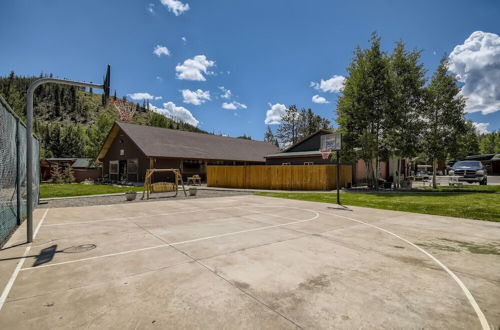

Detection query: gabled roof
xmin=44 ymin=158 xmax=93 ymax=168
xmin=265 ymin=151 xmax=322 ymax=158
xmin=72 ymin=158 xmax=93 ymax=168
xmin=465 ymin=154 xmax=500 ymax=161
xmin=97 ymin=122 xmax=279 ymax=162
xmin=282 ymin=129 xmax=333 ymax=153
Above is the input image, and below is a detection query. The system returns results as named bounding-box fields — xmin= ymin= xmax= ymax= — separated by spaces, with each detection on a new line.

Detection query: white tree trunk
xmin=432 ymin=158 xmax=437 ymax=189
xmin=372 ymin=158 xmax=378 ymax=189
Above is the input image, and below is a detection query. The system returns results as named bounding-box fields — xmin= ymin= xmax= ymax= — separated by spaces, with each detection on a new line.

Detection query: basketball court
xmin=0 ymin=195 xmax=499 ymax=329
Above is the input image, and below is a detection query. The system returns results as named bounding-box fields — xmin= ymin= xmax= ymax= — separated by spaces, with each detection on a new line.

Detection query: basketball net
xmin=320 ymin=148 xmax=332 ymax=160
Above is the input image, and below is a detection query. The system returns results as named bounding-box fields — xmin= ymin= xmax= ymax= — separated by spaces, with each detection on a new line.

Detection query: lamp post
xmin=25 ymin=66 xmax=110 ymax=242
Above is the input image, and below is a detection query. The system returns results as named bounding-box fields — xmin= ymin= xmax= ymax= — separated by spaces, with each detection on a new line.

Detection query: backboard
xmin=320 ymin=133 xmax=341 ymax=151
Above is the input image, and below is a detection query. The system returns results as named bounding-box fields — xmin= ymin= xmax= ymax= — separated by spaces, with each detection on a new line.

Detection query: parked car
xmin=449 ymin=161 xmax=487 ymax=185
xmin=415 ymin=165 xmax=431 ymax=181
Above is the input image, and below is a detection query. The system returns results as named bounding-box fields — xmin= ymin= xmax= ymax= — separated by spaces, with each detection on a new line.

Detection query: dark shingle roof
xmin=45 ymin=158 xmax=92 ymax=168
xmin=117 ymin=122 xmax=279 ymax=162
xmin=266 ymin=151 xmax=322 ymax=158
xmin=72 ymin=158 xmax=93 ymax=168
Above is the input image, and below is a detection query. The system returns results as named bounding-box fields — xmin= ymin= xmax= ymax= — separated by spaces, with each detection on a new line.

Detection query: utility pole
xmin=336 ymin=150 xmax=340 ymax=205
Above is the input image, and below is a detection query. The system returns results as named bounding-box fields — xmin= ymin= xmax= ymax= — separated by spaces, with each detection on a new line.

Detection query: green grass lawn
xmin=40 ymin=183 xmax=143 ymax=198
xmin=421 ymin=185 xmax=500 ymax=193
xmin=257 ymin=191 xmax=500 ymax=222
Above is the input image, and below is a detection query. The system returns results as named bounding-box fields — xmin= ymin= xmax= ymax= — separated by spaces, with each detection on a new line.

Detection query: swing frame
xmin=141 ymin=168 xmax=187 ymax=200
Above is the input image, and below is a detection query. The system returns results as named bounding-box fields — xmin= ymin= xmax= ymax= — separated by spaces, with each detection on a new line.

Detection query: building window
xmin=120 ymin=149 xmax=125 ymax=156
xmin=304 ymin=162 xmax=314 ymax=165
xmin=109 ymin=160 xmax=118 ymax=175
xmin=127 ymin=159 xmax=138 ymax=174
xmin=282 ymin=162 xmax=291 ymax=165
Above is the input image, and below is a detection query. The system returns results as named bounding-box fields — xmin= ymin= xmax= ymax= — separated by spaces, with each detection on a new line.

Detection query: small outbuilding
xmin=41 ymin=158 xmax=101 ymax=182
xmin=96 ymin=122 xmax=279 ymax=182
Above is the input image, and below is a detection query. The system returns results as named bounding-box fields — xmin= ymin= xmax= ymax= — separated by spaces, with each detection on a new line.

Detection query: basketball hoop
xmin=320 ymin=148 xmax=332 ymax=160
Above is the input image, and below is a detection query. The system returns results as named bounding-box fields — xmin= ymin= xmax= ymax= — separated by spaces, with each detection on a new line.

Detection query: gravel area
xmin=38 ymin=189 xmax=250 ymax=208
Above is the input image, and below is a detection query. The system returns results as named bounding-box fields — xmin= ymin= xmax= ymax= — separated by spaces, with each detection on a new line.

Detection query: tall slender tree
xmin=451 ymin=120 xmax=480 ymax=160
xmin=337 ymin=33 xmax=393 ymax=187
xmin=299 ymin=108 xmax=331 ymax=137
xmin=423 ymin=57 xmax=466 ymax=188
xmin=276 ymin=105 xmax=301 ymax=147
xmin=386 ymin=41 xmax=426 ymax=187
xmin=264 ymin=126 xmax=279 ymax=147
xmin=479 ymin=132 xmax=500 ymax=154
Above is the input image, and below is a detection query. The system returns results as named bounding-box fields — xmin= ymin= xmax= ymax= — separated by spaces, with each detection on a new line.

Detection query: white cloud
xmin=222 ymin=102 xmax=247 ymax=110
xmin=176 ymin=55 xmax=215 ymax=81
xmin=219 ymin=86 xmax=232 ymax=99
xmin=182 ymin=89 xmax=211 ymax=105
xmin=151 ymin=102 xmax=199 ymax=126
xmin=128 ymin=93 xmax=162 ymax=101
xmin=159 ymin=0 xmax=189 ymax=16
xmin=153 ymin=45 xmax=170 ymax=57
xmin=264 ymin=103 xmax=287 ymax=125
xmin=181 ymin=36 xmax=187 ymax=44
xmin=312 ymin=94 xmax=329 ymax=104
xmin=311 ymin=75 xmax=345 ymax=93
xmin=448 ymin=31 xmax=500 ymax=115
xmin=472 ymin=122 xmax=490 ymax=134
xmin=147 ymin=3 xmax=155 ymax=14
xmin=156 ymin=76 xmax=163 ymax=82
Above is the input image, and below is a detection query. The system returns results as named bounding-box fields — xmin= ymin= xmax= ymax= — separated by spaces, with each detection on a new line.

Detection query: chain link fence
xmin=0 ymin=96 xmax=39 ymax=246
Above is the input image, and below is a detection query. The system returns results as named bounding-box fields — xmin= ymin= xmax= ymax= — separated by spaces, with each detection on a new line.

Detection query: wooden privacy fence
xmin=207 ymin=165 xmax=352 ymax=190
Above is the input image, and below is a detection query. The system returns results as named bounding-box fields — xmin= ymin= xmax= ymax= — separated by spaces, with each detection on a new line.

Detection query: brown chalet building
xmin=96 ymin=122 xmax=279 ymax=182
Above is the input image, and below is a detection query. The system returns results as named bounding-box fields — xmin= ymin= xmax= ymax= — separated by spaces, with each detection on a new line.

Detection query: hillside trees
xmin=0 ymin=73 xmax=205 ymax=159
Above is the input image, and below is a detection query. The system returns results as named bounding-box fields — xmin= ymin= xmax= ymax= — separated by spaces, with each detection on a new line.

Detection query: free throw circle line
xmin=317 ymin=208 xmax=491 ymax=330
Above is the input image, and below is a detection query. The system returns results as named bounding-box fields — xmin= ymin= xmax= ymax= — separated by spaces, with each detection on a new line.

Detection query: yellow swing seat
xmin=151 ymin=182 xmax=175 ymax=193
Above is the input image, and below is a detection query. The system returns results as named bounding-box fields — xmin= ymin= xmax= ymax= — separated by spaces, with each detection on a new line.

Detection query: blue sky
xmin=1 ymin=0 xmax=499 ymax=139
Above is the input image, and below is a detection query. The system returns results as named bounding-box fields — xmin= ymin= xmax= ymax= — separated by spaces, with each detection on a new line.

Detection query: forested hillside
xmin=0 ymin=72 xmax=205 ymax=160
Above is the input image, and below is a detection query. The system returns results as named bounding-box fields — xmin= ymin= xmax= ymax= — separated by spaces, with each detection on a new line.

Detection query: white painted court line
xmin=20 ymin=244 xmax=169 ymax=271
xmin=42 ymin=206 xmax=233 ymax=226
xmin=0 ymin=208 xmax=50 ymax=311
xmin=20 ymin=208 xmax=319 ymax=271
xmin=318 ymin=209 xmax=491 ymax=330
xmin=168 ymin=211 xmax=319 ymax=246
xmin=11 ymin=203 xmax=490 ymax=329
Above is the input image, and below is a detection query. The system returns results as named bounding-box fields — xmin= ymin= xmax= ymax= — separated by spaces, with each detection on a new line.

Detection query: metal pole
xmin=336 ymin=151 xmax=340 ymax=205
xmin=26 ymin=78 xmax=104 ymax=242
xmin=15 ymin=118 xmax=21 ymax=226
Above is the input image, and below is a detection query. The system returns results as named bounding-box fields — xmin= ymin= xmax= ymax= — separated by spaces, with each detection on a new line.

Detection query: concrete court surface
xmin=0 ymin=195 xmax=499 ymax=330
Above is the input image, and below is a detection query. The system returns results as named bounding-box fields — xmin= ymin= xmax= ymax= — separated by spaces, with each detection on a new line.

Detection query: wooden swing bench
xmin=141 ymin=168 xmax=187 ymax=200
